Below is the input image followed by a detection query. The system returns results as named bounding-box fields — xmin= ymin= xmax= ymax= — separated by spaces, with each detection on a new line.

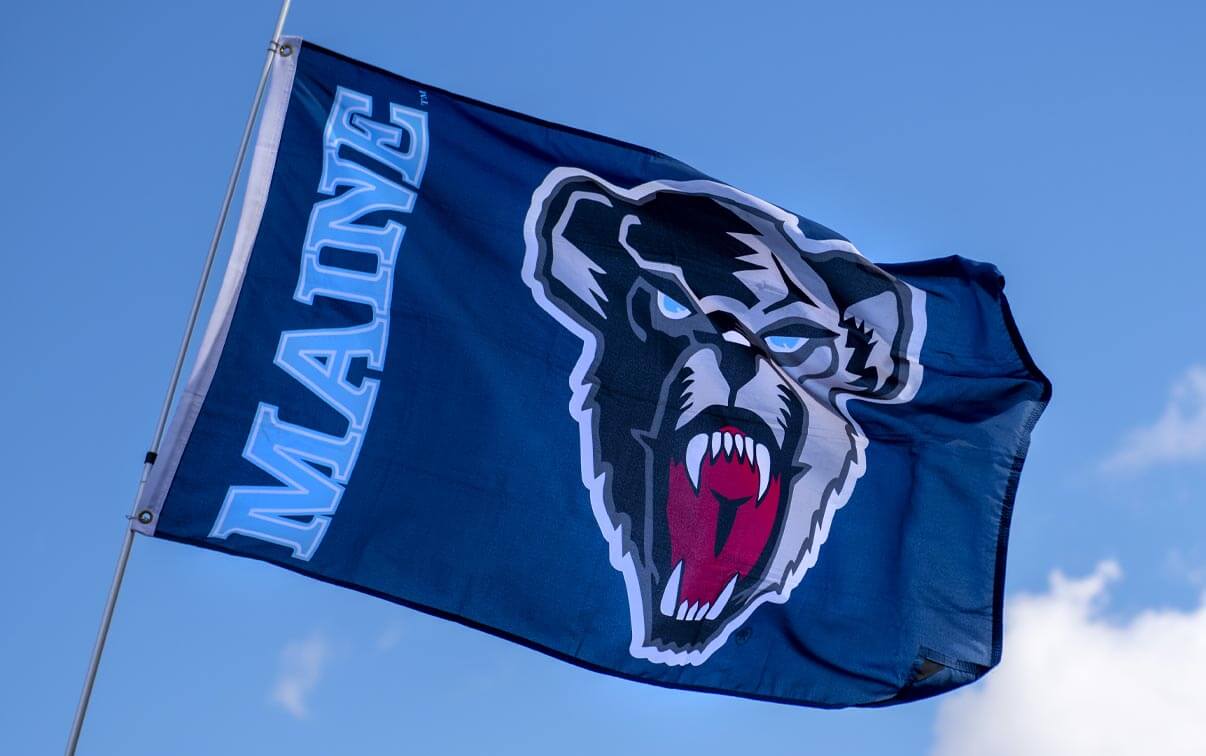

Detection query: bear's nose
xmin=722 ymin=330 xmax=751 ymax=347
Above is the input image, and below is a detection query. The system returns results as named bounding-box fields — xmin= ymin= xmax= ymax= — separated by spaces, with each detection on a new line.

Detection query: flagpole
xmin=64 ymin=2 xmax=294 ymax=753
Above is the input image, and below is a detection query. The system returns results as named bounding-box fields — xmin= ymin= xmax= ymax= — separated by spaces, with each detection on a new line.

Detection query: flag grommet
xmin=136 ymin=510 xmax=153 ymax=525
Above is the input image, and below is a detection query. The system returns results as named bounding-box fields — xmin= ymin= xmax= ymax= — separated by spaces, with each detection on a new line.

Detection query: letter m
xmin=210 ymin=403 xmax=361 ymax=560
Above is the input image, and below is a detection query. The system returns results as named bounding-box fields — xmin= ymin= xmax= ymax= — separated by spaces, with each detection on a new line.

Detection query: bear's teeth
xmin=706 ymin=575 xmax=738 ymax=620
xmin=711 ymin=432 xmax=723 ymax=459
xmin=685 ymin=433 xmax=709 ymax=492
xmin=660 ymin=561 xmax=683 ymax=617
xmin=755 ymin=443 xmax=771 ymax=501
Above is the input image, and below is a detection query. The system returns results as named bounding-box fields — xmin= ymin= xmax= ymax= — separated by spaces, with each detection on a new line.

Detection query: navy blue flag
xmin=137 ymin=38 xmax=1050 ymax=707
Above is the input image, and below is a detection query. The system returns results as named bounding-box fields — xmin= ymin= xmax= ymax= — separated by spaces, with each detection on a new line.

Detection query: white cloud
xmin=1103 ymin=365 xmax=1206 ymax=472
xmin=270 ymin=633 xmax=329 ymax=719
xmin=931 ymin=562 xmax=1206 ymax=756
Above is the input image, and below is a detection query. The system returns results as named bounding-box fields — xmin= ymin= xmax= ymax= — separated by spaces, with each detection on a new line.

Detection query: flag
xmin=136 ymin=37 xmax=1050 ymax=707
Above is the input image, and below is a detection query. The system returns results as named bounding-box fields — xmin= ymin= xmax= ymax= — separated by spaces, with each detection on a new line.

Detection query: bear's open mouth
xmin=660 ymin=423 xmax=785 ymax=623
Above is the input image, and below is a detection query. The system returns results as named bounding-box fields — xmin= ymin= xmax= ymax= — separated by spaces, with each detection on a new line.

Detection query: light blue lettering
xmin=211 ymin=404 xmax=363 ymax=560
xmin=323 ymin=87 xmax=429 ymax=186
xmin=274 ymin=320 xmax=387 ymax=430
xmin=212 ymin=84 xmax=429 ymax=560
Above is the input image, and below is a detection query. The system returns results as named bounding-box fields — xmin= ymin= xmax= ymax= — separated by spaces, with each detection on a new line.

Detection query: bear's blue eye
xmin=765 ymin=335 xmax=806 ymax=353
xmin=656 ymin=291 xmax=691 ymax=320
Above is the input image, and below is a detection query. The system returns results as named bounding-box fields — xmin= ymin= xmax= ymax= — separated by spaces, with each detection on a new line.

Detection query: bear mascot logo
xmin=522 ymin=169 xmax=927 ymax=665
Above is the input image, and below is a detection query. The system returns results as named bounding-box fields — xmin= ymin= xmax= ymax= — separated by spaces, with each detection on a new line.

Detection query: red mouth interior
xmin=665 ymin=427 xmax=781 ymax=617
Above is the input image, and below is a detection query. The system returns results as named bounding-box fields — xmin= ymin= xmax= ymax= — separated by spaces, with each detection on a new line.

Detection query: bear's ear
xmin=528 ymin=176 xmax=641 ymax=329
xmin=808 ymin=253 xmax=920 ymax=400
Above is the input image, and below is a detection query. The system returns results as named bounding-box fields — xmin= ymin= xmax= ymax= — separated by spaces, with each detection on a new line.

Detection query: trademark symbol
xmin=418 ymin=90 xmax=428 ymax=106
xmin=734 ymin=627 xmax=752 ymax=645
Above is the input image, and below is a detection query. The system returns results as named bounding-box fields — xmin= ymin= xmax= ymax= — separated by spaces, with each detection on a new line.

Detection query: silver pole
xmin=65 ymin=1 xmax=294 ymax=753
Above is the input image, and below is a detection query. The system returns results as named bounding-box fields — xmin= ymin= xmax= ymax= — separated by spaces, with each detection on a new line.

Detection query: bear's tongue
xmin=664 ymin=435 xmax=781 ymax=620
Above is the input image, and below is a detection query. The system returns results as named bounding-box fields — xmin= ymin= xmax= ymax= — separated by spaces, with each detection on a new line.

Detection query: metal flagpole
xmin=65 ymin=1 xmax=294 ymax=753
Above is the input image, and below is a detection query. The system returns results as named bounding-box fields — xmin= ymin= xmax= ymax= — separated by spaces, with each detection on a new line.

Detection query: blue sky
xmin=3 ymin=1 xmax=1204 ymax=753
